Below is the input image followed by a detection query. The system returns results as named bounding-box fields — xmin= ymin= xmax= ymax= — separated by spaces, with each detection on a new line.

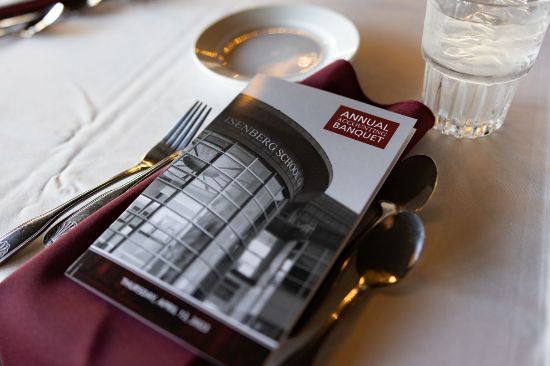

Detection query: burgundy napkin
xmin=0 ymin=60 xmax=433 ymax=366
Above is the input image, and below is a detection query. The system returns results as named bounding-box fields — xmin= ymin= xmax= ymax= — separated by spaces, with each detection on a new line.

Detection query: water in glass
xmin=422 ymin=0 xmax=550 ymax=138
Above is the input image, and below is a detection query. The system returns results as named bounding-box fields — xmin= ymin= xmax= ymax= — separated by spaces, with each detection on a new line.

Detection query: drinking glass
xmin=421 ymin=0 xmax=550 ymax=138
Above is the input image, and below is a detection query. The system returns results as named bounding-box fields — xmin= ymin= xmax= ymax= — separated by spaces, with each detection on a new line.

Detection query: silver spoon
xmin=0 ymin=0 xmax=104 ymax=38
xmin=351 ymin=154 xmax=437 ymax=243
xmin=377 ymin=154 xmax=438 ymax=213
xmin=295 ymin=154 xmax=435 ymax=328
xmin=43 ymin=151 xmax=182 ymax=245
xmin=272 ymin=211 xmax=424 ymax=366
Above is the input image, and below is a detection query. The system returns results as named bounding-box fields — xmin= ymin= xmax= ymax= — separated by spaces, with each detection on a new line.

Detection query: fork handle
xmin=0 ymin=161 xmax=152 ymax=265
xmin=43 ymin=152 xmax=180 ymax=246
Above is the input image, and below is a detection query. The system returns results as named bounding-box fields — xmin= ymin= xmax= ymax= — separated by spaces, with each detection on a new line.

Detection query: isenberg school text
xmin=223 ymin=116 xmax=304 ymax=187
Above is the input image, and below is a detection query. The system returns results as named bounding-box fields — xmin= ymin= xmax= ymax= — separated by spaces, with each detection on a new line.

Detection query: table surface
xmin=1 ymin=0 xmax=550 ymax=365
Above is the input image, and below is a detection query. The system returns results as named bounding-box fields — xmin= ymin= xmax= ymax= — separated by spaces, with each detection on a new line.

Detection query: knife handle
xmin=42 ymin=152 xmax=179 ymax=246
xmin=42 ymin=181 xmax=128 ymax=246
xmin=0 ymin=170 xmax=137 ymax=265
xmin=0 ymin=152 xmax=178 ymax=265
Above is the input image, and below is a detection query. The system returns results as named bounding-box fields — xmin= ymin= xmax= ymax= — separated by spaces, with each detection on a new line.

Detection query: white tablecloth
xmin=1 ymin=0 xmax=550 ymax=365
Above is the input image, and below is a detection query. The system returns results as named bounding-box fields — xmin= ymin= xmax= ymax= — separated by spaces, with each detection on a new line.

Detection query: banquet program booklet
xmin=66 ymin=75 xmax=417 ymax=365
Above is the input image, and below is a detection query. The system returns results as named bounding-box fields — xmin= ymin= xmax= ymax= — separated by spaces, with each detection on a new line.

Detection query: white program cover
xmin=66 ymin=75 xmax=416 ymax=366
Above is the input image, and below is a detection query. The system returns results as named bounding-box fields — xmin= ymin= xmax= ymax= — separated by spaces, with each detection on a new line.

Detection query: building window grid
xmin=135 ymin=212 xmax=209 ymax=267
xmin=124 ymin=214 xmax=217 ymax=272
xmin=157 ymin=165 xmax=194 ymax=189
xmin=180 ymin=134 xmax=290 ymax=293
xmin=99 ymin=216 xmax=214 ymax=278
xmin=168 ymin=138 xmax=286 ymax=246
xmin=172 ymin=142 xmax=280 ymax=225
xmin=95 ymin=228 xmax=119 ymax=251
xmin=169 ymin=160 xmax=284 ymax=221
xmin=268 ymin=242 xmax=333 ymax=299
xmin=206 ymin=163 xmax=262 ymax=234
xmin=188 ymin=144 xmax=282 ymax=268
xmin=90 ymin=124 xmax=344 ymax=344
xmin=234 ymin=234 xmax=279 ymax=280
xmin=296 ymin=249 xmax=332 ymax=298
xmin=187 ymin=134 xmax=286 ymax=210
xmin=100 ymin=225 xmax=228 ymax=306
xmin=158 ymin=170 xmax=249 ymax=249
xmin=155 ymin=176 xmax=245 ymax=243
xmin=309 ymin=201 xmax=351 ymax=232
xmin=165 ymin=163 xmax=263 ymax=248
xmin=95 ymin=129 xmax=293 ymax=304
xmin=179 ymin=134 xmax=287 ymax=296
xmin=261 ymin=245 xmax=302 ymax=291
xmin=130 ymin=188 xmax=237 ymax=264
xmin=133 ymin=135 xmax=284 ymax=285
xmin=212 ymin=277 xmax=241 ymax=303
xmin=95 ymin=195 xmax=231 ymax=284
xmin=223 ymin=161 xmax=271 ymax=225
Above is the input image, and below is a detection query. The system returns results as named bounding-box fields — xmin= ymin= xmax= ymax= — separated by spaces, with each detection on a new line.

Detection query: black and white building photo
xmin=92 ymin=95 xmax=357 ymax=343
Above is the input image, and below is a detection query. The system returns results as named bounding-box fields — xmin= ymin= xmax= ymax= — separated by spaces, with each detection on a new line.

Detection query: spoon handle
xmin=349 ymin=203 xmax=382 ymax=243
xmin=273 ymin=284 xmax=367 ymax=366
xmin=292 ymin=205 xmax=380 ymax=334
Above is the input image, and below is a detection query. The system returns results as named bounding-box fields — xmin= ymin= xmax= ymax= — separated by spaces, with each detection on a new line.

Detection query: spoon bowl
xmin=350 ymin=154 xmax=436 ymax=245
xmin=274 ymin=211 xmax=425 ymax=366
xmin=377 ymin=154 xmax=438 ymax=212
xmin=356 ymin=211 xmax=424 ymax=287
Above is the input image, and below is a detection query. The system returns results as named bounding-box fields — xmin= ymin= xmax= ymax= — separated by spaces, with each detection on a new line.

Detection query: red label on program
xmin=323 ymin=106 xmax=400 ymax=149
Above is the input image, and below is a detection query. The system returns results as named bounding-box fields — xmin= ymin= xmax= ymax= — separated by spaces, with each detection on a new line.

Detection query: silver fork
xmin=0 ymin=101 xmax=211 ymax=265
xmin=42 ymin=150 xmax=182 ymax=246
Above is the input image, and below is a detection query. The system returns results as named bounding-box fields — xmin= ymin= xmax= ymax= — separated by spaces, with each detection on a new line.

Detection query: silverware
xmin=294 ymin=154 xmax=436 ymax=332
xmin=43 ymin=151 xmax=183 ymax=245
xmin=0 ymin=101 xmax=211 ymax=265
xmin=272 ymin=211 xmax=425 ymax=366
xmin=350 ymin=154 xmax=438 ymax=242
xmin=43 ymin=103 xmax=210 ymax=246
xmin=0 ymin=0 xmax=103 ymax=38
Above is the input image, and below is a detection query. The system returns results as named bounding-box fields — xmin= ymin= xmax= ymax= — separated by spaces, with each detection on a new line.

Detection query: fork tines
xmin=163 ymin=101 xmax=212 ymax=150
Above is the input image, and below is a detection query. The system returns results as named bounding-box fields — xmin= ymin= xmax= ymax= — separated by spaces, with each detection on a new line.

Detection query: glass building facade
xmin=95 ymin=130 xmax=287 ymax=301
xmin=91 ymin=95 xmax=356 ymax=342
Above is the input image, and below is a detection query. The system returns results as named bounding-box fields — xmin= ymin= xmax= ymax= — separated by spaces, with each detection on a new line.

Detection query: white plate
xmin=193 ymin=4 xmax=359 ymax=82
